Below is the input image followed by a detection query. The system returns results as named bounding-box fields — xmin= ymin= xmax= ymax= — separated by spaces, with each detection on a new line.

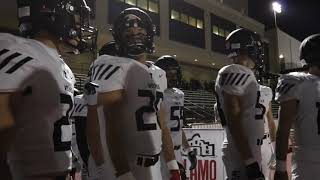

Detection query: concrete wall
xmin=277 ymin=29 xmax=302 ymax=69
xmin=181 ymin=63 xmax=218 ymax=82
xmin=223 ymin=0 xmax=248 ymax=15
xmin=265 ymin=29 xmax=280 ymax=73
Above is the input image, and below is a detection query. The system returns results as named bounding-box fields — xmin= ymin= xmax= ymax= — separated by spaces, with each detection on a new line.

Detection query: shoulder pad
xmin=218 ymin=64 xmax=255 ymax=87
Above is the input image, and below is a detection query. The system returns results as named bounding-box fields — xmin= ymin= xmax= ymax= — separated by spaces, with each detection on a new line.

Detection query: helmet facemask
xmin=121 ymin=24 xmax=149 ymax=57
xmin=112 ymin=8 xmax=155 ymax=59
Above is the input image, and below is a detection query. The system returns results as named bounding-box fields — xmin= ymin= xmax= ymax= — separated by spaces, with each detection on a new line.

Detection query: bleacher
xmin=182 ymin=90 xmax=215 ymax=123
xmin=74 ymin=73 xmax=87 ymax=92
xmin=182 ymin=89 xmax=280 ymax=122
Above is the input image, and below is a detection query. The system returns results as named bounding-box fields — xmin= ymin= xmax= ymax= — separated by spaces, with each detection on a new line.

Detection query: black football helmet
xmin=99 ymin=41 xmax=118 ymax=56
xmin=226 ymin=28 xmax=264 ymax=70
xmin=111 ymin=8 xmax=155 ymax=58
xmin=155 ymin=55 xmax=182 ymax=88
xmin=299 ymin=34 xmax=320 ymax=66
xmin=17 ymin=0 xmax=98 ymax=54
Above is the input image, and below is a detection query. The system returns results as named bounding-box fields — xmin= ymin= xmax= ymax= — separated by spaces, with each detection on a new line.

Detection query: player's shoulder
xmin=217 ymin=64 xmax=255 ymax=87
xmin=95 ymin=55 xmax=133 ymax=66
xmin=277 ymin=72 xmax=308 ymax=92
xmin=219 ymin=64 xmax=253 ymax=74
xmin=172 ymin=88 xmax=184 ymax=96
xmin=260 ymin=85 xmax=273 ymax=99
xmin=260 ymin=85 xmax=272 ymax=94
xmin=148 ymin=61 xmax=166 ymax=73
xmin=275 ymin=72 xmax=310 ymax=102
xmin=279 ymin=72 xmax=308 ymax=83
xmin=0 ymin=33 xmax=46 ymax=73
xmin=0 ymin=33 xmax=37 ymax=57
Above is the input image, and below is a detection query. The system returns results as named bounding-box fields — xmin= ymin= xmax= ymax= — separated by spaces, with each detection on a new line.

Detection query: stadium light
xmin=272 ymin=2 xmax=282 ymax=28
xmin=272 ymin=2 xmax=282 ymax=13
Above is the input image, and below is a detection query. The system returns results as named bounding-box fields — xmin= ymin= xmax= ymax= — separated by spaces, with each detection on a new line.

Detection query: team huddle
xmin=0 ymin=0 xmax=319 ymax=180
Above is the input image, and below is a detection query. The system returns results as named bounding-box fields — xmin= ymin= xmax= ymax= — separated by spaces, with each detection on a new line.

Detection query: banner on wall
xmin=182 ymin=128 xmax=226 ymax=180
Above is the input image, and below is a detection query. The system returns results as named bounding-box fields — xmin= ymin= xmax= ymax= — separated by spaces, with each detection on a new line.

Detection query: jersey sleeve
xmin=275 ymin=74 xmax=302 ymax=103
xmin=217 ymin=65 xmax=255 ymax=96
xmin=0 ymin=39 xmax=38 ymax=92
xmin=90 ymin=56 xmax=128 ymax=93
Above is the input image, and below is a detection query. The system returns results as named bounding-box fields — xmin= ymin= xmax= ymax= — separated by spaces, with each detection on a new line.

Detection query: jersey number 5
xmin=53 ymin=94 xmax=73 ymax=152
xmin=136 ymin=90 xmax=163 ymax=131
xmin=170 ymin=106 xmax=184 ymax=131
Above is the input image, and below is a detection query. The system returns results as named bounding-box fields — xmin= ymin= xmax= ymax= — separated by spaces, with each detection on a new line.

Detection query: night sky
xmin=248 ymin=0 xmax=320 ymax=41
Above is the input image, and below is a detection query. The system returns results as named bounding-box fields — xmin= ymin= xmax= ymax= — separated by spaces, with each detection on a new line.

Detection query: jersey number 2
xmin=136 ymin=90 xmax=163 ymax=131
xmin=53 ymin=94 xmax=73 ymax=151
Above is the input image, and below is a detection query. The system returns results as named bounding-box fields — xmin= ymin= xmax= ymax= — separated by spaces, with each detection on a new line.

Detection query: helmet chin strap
xmin=126 ymin=43 xmax=146 ymax=57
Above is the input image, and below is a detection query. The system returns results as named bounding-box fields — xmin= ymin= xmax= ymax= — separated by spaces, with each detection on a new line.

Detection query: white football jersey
xmin=163 ymin=88 xmax=184 ymax=147
xmin=215 ymin=64 xmax=264 ymax=156
xmin=90 ymin=55 xmax=166 ymax=161
xmin=275 ymin=72 xmax=320 ymax=162
xmin=71 ymin=94 xmax=88 ymax=166
xmin=258 ymin=85 xmax=273 ymax=134
xmin=0 ymin=33 xmax=75 ymax=177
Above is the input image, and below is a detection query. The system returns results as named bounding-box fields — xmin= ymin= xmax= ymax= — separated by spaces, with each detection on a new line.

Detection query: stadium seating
xmin=73 ymin=74 xmax=280 ymax=124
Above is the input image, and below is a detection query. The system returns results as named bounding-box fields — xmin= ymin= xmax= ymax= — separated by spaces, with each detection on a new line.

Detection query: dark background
xmin=248 ymin=0 xmax=320 ymax=41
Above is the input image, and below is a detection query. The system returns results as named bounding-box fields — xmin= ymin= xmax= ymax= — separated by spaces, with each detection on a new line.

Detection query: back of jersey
xmin=163 ymin=88 xmax=184 ymax=147
xmin=215 ymin=64 xmax=263 ymax=153
xmin=0 ymin=33 xmax=74 ymax=177
xmin=276 ymin=72 xmax=320 ymax=162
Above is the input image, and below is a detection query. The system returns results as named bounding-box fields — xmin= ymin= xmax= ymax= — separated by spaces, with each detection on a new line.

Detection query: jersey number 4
xmin=53 ymin=94 xmax=73 ymax=151
xmin=136 ymin=90 xmax=163 ymax=131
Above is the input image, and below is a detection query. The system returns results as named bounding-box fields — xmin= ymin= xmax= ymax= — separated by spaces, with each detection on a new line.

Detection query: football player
xmin=0 ymin=0 xmax=97 ymax=179
xmin=215 ymin=28 xmax=265 ymax=180
xmin=274 ymin=34 xmax=320 ymax=180
xmin=154 ymin=55 xmax=197 ymax=179
xmin=85 ymin=8 xmax=181 ymax=180
xmin=257 ymin=85 xmax=276 ymax=180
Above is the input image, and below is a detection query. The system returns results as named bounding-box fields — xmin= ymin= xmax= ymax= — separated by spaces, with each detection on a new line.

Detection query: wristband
xmin=167 ymin=160 xmax=179 ymax=170
xmin=85 ymin=93 xmax=98 ymax=106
